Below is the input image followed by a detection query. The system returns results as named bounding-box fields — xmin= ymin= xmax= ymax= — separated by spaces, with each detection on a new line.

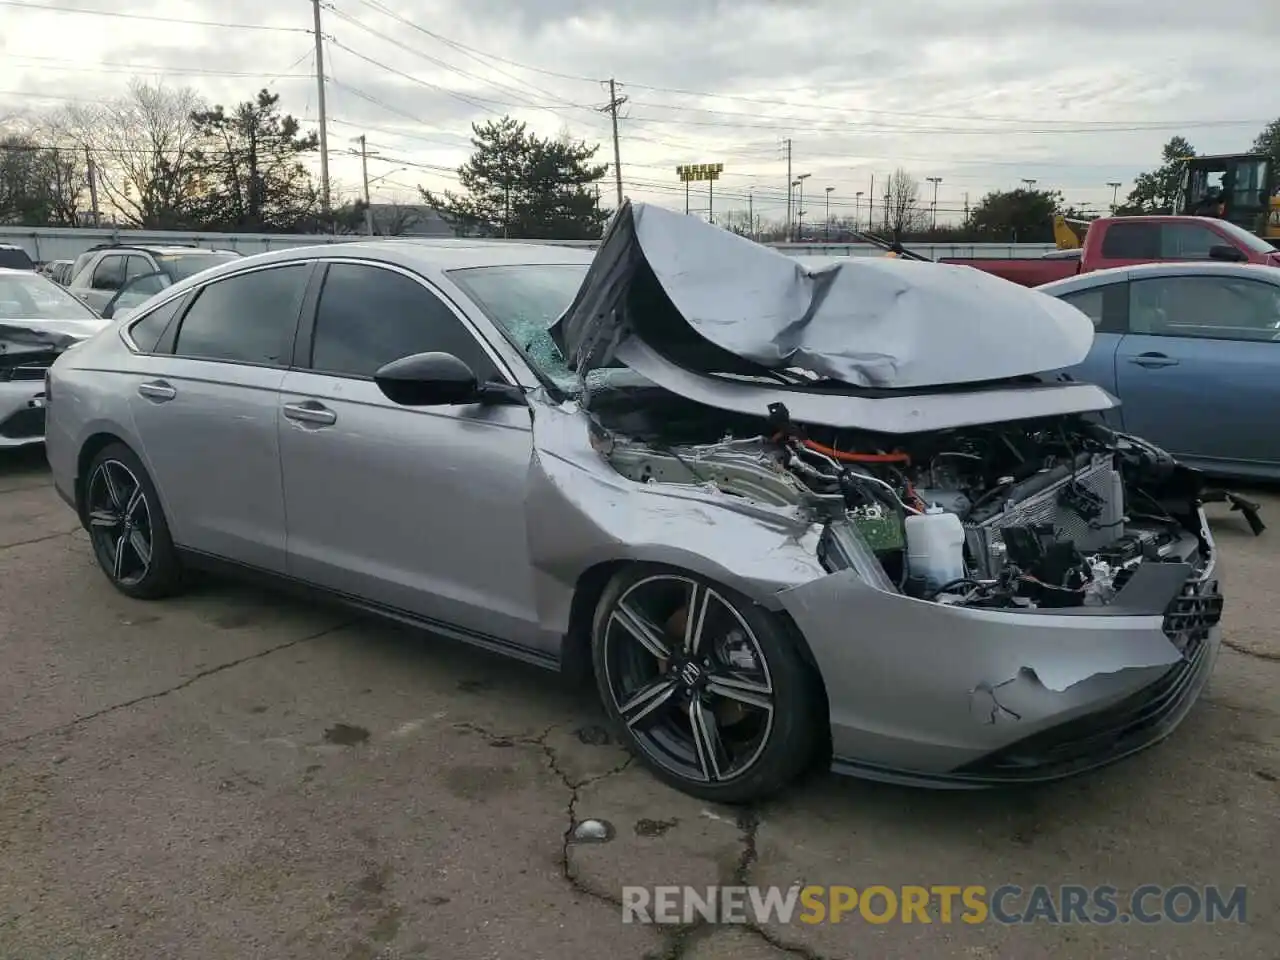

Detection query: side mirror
xmin=374 ymin=351 xmax=525 ymax=407
xmin=1208 ymin=244 xmax=1247 ymax=263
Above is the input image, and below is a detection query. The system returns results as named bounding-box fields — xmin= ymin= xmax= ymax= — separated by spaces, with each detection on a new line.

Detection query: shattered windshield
xmin=0 ymin=272 xmax=99 ymax=321
xmin=448 ymin=263 xmax=590 ymax=390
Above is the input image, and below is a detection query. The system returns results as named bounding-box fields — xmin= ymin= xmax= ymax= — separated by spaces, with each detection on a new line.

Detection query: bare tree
xmin=374 ymin=201 xmax=423 ymax=236
xmin=54 ymin=79 xmax=207 ymax=227
xmin=0 ymin=132 xmax=86 ymax=226
xmin=884 ymin=167 xmax=927 ymax=238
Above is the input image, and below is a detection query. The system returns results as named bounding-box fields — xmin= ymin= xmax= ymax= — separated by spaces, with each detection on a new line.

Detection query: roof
xmin=142 ymin=238 xmax=597 ymax=302
xmin=1039 ymin=261 xmax=1280 ymax=294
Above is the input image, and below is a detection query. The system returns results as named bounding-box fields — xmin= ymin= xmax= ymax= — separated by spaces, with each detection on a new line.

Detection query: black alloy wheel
xmin=83 ymin=443 xmax=183 ymax=599
xmin=592 ymin=567 xmax=821 ymax=803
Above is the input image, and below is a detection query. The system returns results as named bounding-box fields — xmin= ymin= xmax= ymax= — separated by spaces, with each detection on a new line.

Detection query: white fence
xmin=0 ymin=225 xmax=1057 ymax=263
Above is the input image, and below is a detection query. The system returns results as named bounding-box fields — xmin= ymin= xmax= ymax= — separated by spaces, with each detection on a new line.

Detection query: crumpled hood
xmin=0 ymin=318 xmax=107 ymax=361
xmin=553 ymin=201 xmax=1094 ymax=390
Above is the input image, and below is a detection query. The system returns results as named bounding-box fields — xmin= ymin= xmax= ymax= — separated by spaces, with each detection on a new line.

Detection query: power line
xmin=323 ymin=5 xmax=598 ymax=119
xmin=0 ymin=53 xmax=312 ymax=80
xmin=349 ymin=0 xmax=595 ymax=109
xmin=0 ymin=0 xmax=310 ymax=32
xmin=348 ymin=0 xmax=600 ymax=84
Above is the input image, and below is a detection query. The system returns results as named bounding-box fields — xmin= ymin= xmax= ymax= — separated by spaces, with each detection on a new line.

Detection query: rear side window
xmin=1158 ymin=223 xmax=1222 ymax=259
xmin=91 ymin=255 xmax=126 ymax=290
xmin=309 ymin=263 xmax=499 ymax=380
xmin=1059 ymin=287 xmax=1104 ymax=326
xmin=127 ymin=296 xmax=187 ymax=353
xmin=0 ymin=247 xmax=33 ymax=270
xmin=1100 ymin=223 xmax=1159 ymax=259
xmin=173 ymin=265 xmax=310 ymax=366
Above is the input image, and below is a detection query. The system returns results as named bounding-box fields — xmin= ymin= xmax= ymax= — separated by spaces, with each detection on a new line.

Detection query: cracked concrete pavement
xmin=1 ymin=444 xmax=1277 ymax=959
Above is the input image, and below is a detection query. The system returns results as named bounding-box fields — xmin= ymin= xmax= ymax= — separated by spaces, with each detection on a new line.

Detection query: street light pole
xmin=824 ymin=186 xmax=833 ymax=240
xmin=794 ymin=172 xmax=810 ymax=240
xmin=1107 ymin=181 xmax=1122 ymax=211
xmin=854 ymin=191 xmax=863 ymax=231
xmin=926 ymin=176 xmax=942 ymax=230
xmin=1021 ymin=178 xmax=1038 ymax=189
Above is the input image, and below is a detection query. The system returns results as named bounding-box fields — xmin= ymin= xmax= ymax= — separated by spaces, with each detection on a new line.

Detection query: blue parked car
xmin=1039 ymin=262 xmax=1280 ymax=481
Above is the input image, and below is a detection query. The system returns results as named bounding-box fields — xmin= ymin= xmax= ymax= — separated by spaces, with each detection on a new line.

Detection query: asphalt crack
xmin=0 ymin=526 xmax=79 ymax=552
xmin=448 ymin=721 xmax=833 ymax=960
xmin=1222 ymin=637 xmax=1280 ymax=662
xmin=0 ymin=619 xmax=355 ymax=752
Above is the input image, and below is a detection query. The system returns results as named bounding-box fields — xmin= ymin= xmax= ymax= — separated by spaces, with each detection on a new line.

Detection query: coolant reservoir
xmin=905 ymin=507 xmax=967 ymax=595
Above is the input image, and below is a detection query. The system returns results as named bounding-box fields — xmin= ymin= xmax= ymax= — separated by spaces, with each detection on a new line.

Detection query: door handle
xmin=282 ymin=401 xmax=337 ymax=426
xmin=137 ymin=380 xmax=176 ymax=401
xmin=1128 ymin=353 xmax=1180 ymax=369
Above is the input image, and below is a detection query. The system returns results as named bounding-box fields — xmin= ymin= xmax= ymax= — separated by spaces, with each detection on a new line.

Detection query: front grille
xmin=0 ymin=405 xmax=45 ymax=439
xmin=0 ymin=351 xmax=59 ymax=382
xmin=1163 ymin=577 xmax=1222 ymax=654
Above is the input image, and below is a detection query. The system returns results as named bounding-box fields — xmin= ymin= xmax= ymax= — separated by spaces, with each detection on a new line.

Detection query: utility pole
xmin=311 ymin=0 xmax=331 ymax=222
xmin=784 ymin=138 xmax=792 ymax=241
xmin=926 ymin=176 xmax=942 ymax=229
xmin=708 ymin=177 xmax=714 ymax=224
xmin=748 ymin=189 xmax=753 ymax=239
xmin=84 ymin=145 xmax=100 ymax=227
xmin=357 ymin=134 xmax=373 ymax=235
xmin=602 ymin=79 xmax=627 ymax=207
xmin=854 ymin=191 xmax=863 ymax=232
xmin=963 ymin=192 xmax=970 ymax=223
xmin=824 ymin=186 xmax=833 ymax=240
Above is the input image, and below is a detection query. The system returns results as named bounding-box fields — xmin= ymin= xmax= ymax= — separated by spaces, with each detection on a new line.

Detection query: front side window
xmin=124 ymin=255 xmax=155 ymax=280
xmin=91 ymin=255 xmax=126 ymax=291
xmin=309 ymin=263 xmax=499 ymax=381
xmin=1129 ymin=276 xmax=1280 ymax=341
xmin=172 ymin=265 xmax=310 ymax=365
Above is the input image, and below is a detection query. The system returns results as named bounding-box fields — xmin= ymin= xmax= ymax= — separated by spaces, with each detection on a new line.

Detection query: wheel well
xmin=75 ymin=432 xmax=126 ymax=518
xmin=558 ymin=560 xmax=626 ymax=683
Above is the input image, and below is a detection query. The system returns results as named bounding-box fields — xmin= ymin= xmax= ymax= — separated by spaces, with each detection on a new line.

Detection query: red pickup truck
xmin=940 ymin=215 xmax=1280 ymax=287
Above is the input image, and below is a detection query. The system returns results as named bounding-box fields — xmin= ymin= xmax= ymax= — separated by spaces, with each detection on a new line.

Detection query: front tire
xmin=83 ymin=442 xmax=183 ymax=599
xmin=591 ymin=565 xmax=821 ymax=803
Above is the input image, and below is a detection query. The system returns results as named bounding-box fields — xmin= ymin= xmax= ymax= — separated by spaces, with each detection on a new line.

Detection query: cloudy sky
xmin=3 ymin=0 xmax=1278 ymax=225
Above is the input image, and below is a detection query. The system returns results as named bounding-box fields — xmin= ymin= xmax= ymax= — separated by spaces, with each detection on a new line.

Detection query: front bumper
xmin=778 ymin=515 xmax=1221 ymax=787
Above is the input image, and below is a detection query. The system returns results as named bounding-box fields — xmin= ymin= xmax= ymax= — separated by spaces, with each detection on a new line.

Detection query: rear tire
xmin=83 ymin=442 xmax=184 ymax=600
xmin=590 ymin=564 xmax=821 ymax=803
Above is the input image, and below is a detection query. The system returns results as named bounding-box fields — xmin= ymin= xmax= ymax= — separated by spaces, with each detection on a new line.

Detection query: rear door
xmin=126 ymin=261 xmax=315 ymax=571
xmin=1114 ymin=273 xmax=1280 ymax=474
xmin=278 ymin=260 xmax=546 ymax=650
xmin=1056 ymin=282 xmax=1126 ymax=394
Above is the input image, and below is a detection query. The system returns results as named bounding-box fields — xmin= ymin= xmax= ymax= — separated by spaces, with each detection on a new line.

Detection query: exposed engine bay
xmin=587 ymin=387 xmax=1264 ymax=611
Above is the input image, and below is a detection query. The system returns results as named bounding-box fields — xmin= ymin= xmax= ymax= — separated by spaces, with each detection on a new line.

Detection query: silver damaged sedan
xmin=44 ymin=203 xmax=1246 ymax=801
